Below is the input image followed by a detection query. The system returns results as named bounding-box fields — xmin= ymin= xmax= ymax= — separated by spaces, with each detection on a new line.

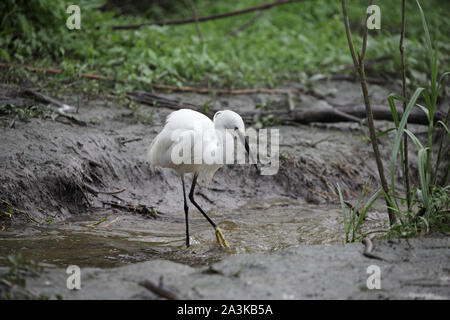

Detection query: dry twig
xmin=362 ymin=236 xmax=384 ymax=260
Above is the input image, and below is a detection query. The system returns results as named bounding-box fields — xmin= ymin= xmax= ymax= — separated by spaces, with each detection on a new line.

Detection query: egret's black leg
xmin=188 ymin=173 xmax=216 ymax=228
xmin=189 ymin=173 xmax=229 ymax=247
xmin=181 ymin=176 xmax=190 ymax=248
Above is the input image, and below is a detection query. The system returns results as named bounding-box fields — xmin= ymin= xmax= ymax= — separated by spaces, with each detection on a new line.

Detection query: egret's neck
xmin=214 ymin=122 xmax=227 ymax=145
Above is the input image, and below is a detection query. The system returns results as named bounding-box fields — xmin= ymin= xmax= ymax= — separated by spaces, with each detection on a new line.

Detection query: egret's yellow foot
xmin=215 ymin=227 xmax=229 ymax=248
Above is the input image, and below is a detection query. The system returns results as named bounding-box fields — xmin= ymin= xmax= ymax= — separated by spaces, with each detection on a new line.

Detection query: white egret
xmin=147 ymin=109 xmax=257 ymax=248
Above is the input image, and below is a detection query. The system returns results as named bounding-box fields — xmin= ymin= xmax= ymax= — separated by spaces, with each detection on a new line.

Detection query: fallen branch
xmin=102 ymin=216 xmax=120 ymax=228
xmin=334 ymin=55 xmax=393 ymax=73
xmin=138 ymin=279 xmax=181 ymax=300
xmin=111 ymin=0 xmax=303 ymax=30
xmin=328 ymin=104 xmax=445 ymax=125
xmin=22 ymin=89 xmax=75 ymax=113
xmin=118 ymin=137 xmax=142 ymax=145
xmin=329 ymin=74 xmax=387 ymax=85
xmin=102 ymin=187 xmax=127 ymax=195
xmin=127 ymin=91 xmax=442 ymax=125
xmin=362 ymin=236 xmax=384 ymax=261
xmin=86 ymin=215 xmax=108 ymax=227
xmin=20 ymin=89 xmax=87 ymax=126
xmin=126 ymin=91 xmax=199 ymax=110
xmin=228 ymin=10 xmax=265 ymax=37
xmin=101 ymin=200 xmax=161 ymax=218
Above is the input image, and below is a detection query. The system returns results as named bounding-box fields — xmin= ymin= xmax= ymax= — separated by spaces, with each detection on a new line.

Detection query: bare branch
xmin=341 ymin=0 xmax=396 ymax=225
xmin=112 ymin=0 xmax=303 ymax=30
xmin=341 ymin=0 xmax=360 ymax=70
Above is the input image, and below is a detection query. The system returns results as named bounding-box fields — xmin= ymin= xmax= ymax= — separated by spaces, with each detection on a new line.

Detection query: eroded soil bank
xmin=0 ymin=80 xmax=419 ymax=224
xmin=0 ymin=80 xmax=448 ymax=299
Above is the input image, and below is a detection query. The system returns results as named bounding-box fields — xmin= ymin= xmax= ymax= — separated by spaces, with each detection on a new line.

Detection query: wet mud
xmin=0 ymin=80 xmax=447 ymax=299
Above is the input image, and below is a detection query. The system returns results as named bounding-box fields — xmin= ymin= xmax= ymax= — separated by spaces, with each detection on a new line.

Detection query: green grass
xmin=1 ymin=0 xmax=449 ymax=92
xmin=337 ymin=180 xmax=383 ymax=243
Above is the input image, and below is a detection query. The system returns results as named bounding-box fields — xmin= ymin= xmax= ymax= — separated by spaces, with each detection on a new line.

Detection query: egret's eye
xmin=234 ymin=126 xmax=238 ymax=131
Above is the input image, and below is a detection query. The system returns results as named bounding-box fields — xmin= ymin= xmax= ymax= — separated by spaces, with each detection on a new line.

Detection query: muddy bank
xmin=4 ymin=237 xmax=449 ymax=299
xmin=0 ymin=80 xmax=425 ymax=225
xmin=0 ymin=80 xmax=448 ymax=300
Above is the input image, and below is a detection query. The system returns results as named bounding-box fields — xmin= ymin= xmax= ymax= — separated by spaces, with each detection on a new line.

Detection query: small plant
xmin=89 ymin=117 xmax=100 ymax=125
xmin=384 ymin=0 xmax=449 ymax=235
xmin=45 ymin=217 xmax=54 ymax=224
xmin=0 ymin=254 xmax=43 ymax=299
xmin=126 ymin=100 xmax=155 ymax=125
xmin=0 ymin=104 xmax=51 ymax=123
xmin=337 ymin=180 xmax=382 ymax=243
xmin=255 ymin=102 xmax=275 ymax=112
xmin=201 ymin=100 xmax=213 ymax=116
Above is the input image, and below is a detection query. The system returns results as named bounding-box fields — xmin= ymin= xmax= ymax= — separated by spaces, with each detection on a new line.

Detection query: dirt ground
xmin=0 ymin=80 xmax=448 ymax=299
xmin=0 ymin=80 xmax=422 ymax=223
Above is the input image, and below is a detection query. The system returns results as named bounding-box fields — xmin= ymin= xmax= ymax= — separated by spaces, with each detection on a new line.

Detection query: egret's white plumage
xmin=148 ymin=108 xmax=245 ymax=186
xmin=147 ymin=108 xmax=251 ymax=248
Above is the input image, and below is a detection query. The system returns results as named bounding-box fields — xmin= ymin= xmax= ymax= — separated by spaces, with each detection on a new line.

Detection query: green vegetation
xmin=383 ymin=1 xmax=449 ymax=238
xmin=337 ymin=180 xmax=382 ymax=243
xmin=338 ymin=1 xmax=449 ymax=242
xmin=0 ymin=104 xmax=51 ymax=125
xmin=0 ymin=254 xmax=46 ymax=299
xmin=1 ymin=0 xmax=449 ymax=93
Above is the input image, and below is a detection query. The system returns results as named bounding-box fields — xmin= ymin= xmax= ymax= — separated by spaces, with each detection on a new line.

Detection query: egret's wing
xmin=148 ymin=127 xmax=205 ymax=167
xmin=148 ymin=108 xmax=219 ymax=172
xmin=165 ymin=109 xmax=213 ymax=131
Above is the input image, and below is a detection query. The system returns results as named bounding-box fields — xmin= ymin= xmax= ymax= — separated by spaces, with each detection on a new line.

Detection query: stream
xmin=0 ymin=199 xmax=388 ymax=268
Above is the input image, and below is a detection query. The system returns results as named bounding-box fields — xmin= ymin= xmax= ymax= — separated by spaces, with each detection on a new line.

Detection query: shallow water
xmin=0 ymin=199 xmax=388 ymax=268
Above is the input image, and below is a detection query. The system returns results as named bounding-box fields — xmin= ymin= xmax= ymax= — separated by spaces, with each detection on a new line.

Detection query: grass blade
xmin=390 ymin=87 xmax=425 ymax=211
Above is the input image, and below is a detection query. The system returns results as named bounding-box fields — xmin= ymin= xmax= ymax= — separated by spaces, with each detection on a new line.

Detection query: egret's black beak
xmin=243 ymin=134 xmax=259 ymax=171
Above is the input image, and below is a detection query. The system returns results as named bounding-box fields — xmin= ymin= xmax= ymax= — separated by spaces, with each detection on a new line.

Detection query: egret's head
xmin=213 ymin=110 xmax=245 ymax=132
xmin=213 ymin=110 xmax=258 ymax=171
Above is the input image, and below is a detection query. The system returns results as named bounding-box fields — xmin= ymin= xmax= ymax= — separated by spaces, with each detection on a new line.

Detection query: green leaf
xmin=436 ymin=120 xmax=450 ymax=137
xmin=438 ymin=71 xmax=450 ymax=91
xmin=390 ymin=87 xmax=425 ymax=211
xmin=416 ymin=0 xmax=432 ymax=54
xmin=0 ymin=48 xmax=10 ymax=62
xmin=336 ymin=183 xmax=349 ymax=242
xmin=376 ymin=127 xmax=396 ymax=139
